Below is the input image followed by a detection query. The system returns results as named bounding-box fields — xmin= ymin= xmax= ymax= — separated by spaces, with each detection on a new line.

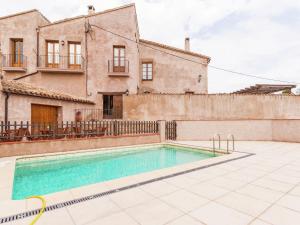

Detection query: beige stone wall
xmin=123 ymin=94 xmax=300 ymax=120
xmin=176 ymin=120 xmax=273 ymax=141
xmin=176 ymin=119 xmax=300 ymax=143
xmin=0 ymin=134 xmax=160 ymax=157
xmin=0 ymin=10 xmax=49 ymax=78
xmin=139 ymin=42 xmax=208 ymax=94
xmin=1 ymin=93 xmax=95 ymax=122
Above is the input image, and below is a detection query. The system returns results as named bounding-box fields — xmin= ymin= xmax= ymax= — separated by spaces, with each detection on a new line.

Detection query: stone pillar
xmin=158 ymin=120 xmax=166 ymax=142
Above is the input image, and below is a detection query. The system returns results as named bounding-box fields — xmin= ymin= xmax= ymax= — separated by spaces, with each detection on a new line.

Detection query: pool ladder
xmin=212 ymin=134 xmax=221 ymax=156
xmin=212 ymin=134 xmax=235 ymax=154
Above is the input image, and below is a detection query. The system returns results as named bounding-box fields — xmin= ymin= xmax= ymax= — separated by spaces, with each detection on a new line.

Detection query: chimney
xmin=185 ymin=37 xmax=190 ymax=51
xmin=88 ymin=5 xmax=95 ymax=15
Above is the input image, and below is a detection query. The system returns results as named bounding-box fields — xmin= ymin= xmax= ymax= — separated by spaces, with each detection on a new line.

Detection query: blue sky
xmin=1 ymin=0 xmax=300 ymax=93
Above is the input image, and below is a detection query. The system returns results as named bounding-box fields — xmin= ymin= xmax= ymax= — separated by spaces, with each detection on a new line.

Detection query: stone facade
xmin=0 ymin=4 xmax=210 ymax=122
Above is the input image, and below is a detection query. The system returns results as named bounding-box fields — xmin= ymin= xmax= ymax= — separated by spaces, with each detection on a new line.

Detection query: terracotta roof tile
xmin=1 ymin=80 xmax=94 ymax=104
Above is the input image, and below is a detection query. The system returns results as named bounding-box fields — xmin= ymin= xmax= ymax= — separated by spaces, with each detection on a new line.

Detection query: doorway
xmin=103 ymin=95 xmax=123 ymax=119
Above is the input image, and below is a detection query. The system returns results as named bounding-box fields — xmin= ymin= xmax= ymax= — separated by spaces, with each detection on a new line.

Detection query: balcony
xmin=1 ymin=54 xmax=27 ymax=72
xmin=107 ymin=59 xmax=129 ymax=77
xmin=37 ymin=55 xmax=85 ymax=74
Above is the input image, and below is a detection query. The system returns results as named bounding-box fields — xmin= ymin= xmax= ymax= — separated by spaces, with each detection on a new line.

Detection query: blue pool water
xmin=12 ymin=145 xmax=216 ymax=199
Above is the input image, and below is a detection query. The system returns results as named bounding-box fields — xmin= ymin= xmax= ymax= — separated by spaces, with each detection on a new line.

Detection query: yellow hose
xmin=26 ymin=196 xmax=46 ymax=225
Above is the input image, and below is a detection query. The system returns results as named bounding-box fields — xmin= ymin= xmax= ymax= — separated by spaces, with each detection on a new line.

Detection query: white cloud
xmin=1 ymin=0 xmax=300 ymax=92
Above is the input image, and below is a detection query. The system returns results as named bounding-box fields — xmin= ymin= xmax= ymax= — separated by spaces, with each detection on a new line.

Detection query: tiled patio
xmin=4 ymin=141 xmax=300 ymax=225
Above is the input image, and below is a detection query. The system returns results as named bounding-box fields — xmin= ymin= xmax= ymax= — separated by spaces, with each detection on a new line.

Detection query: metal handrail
xmin=212 ymin=133 xmax=221 ymax=156
xmin=226 ymin=134 xmax=235 ymax=153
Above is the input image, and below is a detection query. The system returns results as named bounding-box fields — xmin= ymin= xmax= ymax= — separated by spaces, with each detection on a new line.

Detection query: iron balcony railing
xmin=108 ymin=59 xmax=129 ymax=73
xmin=38 ymin=55 xmax=85 ymax=70
xmin=2 ymin=54 xmax=27 ymax=68
xmin=0 ymin=120 xmax=159 ymax=142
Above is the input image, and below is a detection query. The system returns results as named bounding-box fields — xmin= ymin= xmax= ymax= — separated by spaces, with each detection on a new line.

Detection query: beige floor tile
xmin=86 ymin=212 xmax=139 ymax=225
xmin=140 ymin=180 xmax=179 ymax=197
xmin=252 ymin=178 xmax=294 ymax=193
xmin=10 ymin=209 xmax=74 ymax=225
xmin=277 ymin=194 xmax=300 ymax=212
xmin=249 ymin=219 xmax=272 ymax=225
xmin=289 ymin=185 xmax=300 ymax=196
xmin=109 ymin=188 xmax=153 ymax=209
xmin=0 ymin=200 xmax=26 ymax=218
xmin=189 ymin=202 xmax=253 ymax=225
xmin=165 ymin=175 xmax=200 ymax=188
xmin=236 ymin=184 xmax=284 ymax=203
xmin=216 ymin=192 xmax=271 ymax=217
xmin=208 ymin=177 xmax=246 ymax=191
xmin=160 ymin=189 xmax=209 ymax=213
xmin=260 ymin=205 xmax=300 ymax=225
xmin=166 ymin=215 xmax=205 ymax=225
xmin=67 ymin=196 xmax=120 ymax=225
xmin=186 ymin=183 xmax=230 ymax=200
xmin=125 ymin=199 xmax=183 ymax=225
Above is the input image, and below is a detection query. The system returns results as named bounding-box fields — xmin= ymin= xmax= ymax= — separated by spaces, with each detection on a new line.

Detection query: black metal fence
xmin=0 ymin=120 xmax=159 ymax=142
xmin=166 ymin=121 xmax=177 ymax=140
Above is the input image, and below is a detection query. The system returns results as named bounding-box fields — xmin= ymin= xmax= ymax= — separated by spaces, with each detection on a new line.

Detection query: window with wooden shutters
xmin=68 ymin=42 xmax=81 ymax=69
xmin=11 ymin=39 xmax=23 ymax=67
xmin=142 ymin=62 xmax=153 ymax=80
xmin=46 ymin=41 xmax=59 ymax=68
xmin=113 ymin=46 xmax=125 ymax=72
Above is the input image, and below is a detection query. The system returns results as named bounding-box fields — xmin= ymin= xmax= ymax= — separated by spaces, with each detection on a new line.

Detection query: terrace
xmin=0 ymin=141 xmax=299 ymax=225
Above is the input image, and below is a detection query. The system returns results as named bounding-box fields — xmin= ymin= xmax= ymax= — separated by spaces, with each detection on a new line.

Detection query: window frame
xmin=113 ymin=45 xmax=126 ymax=72
xmin=68 ymin=42 xmax=82 ymax=69
xmin=11 ymin=39 xmax=23 ymax=67
xmin=142 ymin=61 xmax=153 ymax=81
xmin=46 ymin=40 xmax=60 ymax=68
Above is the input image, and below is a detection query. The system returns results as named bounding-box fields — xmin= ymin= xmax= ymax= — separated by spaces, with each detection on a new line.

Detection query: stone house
xmin=0 ymin=4 xmax=210 ymax=123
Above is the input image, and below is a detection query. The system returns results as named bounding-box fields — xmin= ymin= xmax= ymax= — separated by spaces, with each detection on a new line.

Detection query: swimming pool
xmin=12 ymin=144 xmax=217 ymax=199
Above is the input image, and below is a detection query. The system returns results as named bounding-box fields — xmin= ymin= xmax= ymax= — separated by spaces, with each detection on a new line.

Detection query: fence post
xmin=158 ymin=120 xmax=166 ymax=142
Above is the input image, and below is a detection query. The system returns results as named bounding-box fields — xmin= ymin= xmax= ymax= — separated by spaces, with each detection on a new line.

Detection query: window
xmin=68 ymin=42 xmax=81 ymax=69
xmin=142 ymin=62 xmax=153 ymax=80
xmin=113 ymin=46 xmax=125 ymax=72
xmin=11 ymin=39 xmax=23 ymax=67
xmin=46 ymin=41 xmax=59 ymax=68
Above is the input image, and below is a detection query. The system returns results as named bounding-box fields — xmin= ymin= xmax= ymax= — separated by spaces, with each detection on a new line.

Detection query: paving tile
xmin=160 ymin=189 xmax=209 ymax=213
xmin=186 ymin=183 xmax=230 ymax=200
xmin=166 ymin=215 xmax=205 ymax=225
xmin=0 ymin=200 xmax=26 ymax=218
xmin=140 ymin=180 xmax=179 ymax=197
xmin=208 ymin=177 xmax=246 ymax=191
xmin=252 ymin=178 xmax=294 ymax=193
xmin=165 ymin=175 xmax=199 ymax=188
xmin=216 ymin=192 xmax=271 ymax=217
xmin=236 ymin=184 xmax=285 ymax=203
xmin=86 ymin=212 xmax=139 ymax=225
xmin=67 ymin=196 xmax=120 ymax=225
xmin=10 ymin=209 xmax=74 ymax=225
xmin=249 ymin=219 xmax=272 ymax=225
xmin=289 ymin=185 xmax=300 ymax=197
xmin=189 ymin=202 xmax=253 ymax=225
xmin=109 ymin=187 xmax=153 ymax=209
xmin=277 ymin=194 xmax=300 ymax=212
xmin=125 ymin=199 xmax=183 ymax=225
xmin=259 ymin=205 xmax=300 ymax=225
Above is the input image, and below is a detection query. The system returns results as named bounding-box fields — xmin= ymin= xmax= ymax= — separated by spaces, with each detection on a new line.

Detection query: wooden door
xmin=31 ymin=104 xmax=58 ymax=124
xmin=113 ymin=95 xmax=123 ymax=119
xmin=113 ymin=46 xmax=125 ymax=72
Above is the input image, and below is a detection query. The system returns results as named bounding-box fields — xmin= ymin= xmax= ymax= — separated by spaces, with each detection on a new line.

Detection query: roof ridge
xmin=0 ymin=9 xmax=37 ymax=20
xmin=39 ymin=3 xmax=136 ymax=28
xmin=139 ymin=39 xmax=211 ymax=61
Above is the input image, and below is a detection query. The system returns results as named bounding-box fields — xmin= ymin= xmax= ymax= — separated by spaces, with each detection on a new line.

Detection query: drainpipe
xmin=4 ymin=92 xmax=10 ymax=128
xmin=36 ymin=27 xmax=40 ymax=67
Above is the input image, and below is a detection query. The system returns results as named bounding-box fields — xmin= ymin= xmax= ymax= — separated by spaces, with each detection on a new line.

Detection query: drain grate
xmin=0 ymin=152 xmax=254 ymax=224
